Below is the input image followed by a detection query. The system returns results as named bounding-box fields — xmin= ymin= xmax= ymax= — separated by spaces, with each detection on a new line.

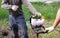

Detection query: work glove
xmin=35 ymin=12 xmax=42 ymax=17
xmin=45 ymin=26 xmax=54 ymax=32
xmin=11 ymin=5 xmax=19 ymax=11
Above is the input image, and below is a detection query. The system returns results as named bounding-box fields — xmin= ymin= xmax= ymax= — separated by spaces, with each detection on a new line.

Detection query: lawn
xmin=0 ymin=1 xmax=60 ymax=20
xmin=0 ymin=0 xmax=60 ymax=38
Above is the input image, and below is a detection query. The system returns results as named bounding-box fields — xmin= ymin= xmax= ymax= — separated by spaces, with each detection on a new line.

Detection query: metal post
xmin=36 ymin=33 xmax=39 ymax=38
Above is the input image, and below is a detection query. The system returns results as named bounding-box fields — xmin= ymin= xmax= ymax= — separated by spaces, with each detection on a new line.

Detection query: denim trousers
xmin=9 ymin=13 xmax=28 ymax=38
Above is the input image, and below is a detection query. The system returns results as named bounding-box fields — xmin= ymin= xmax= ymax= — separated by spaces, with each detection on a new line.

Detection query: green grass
xmin=0 ymin=1 xmax=60 ymax=38
xmin=0 ymin=1 xmax=60 ymax=20
xmin=31 ymin=2 xmax=60 ymax=19
xmin=0 ymin=19 xmax=9 ymax=27
xmin=0 ymin=0 xmax=9 ymax=19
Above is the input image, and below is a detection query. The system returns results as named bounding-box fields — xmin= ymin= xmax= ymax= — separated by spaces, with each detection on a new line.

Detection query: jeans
xmin=9 ymin=13 xmax=28 ymax=38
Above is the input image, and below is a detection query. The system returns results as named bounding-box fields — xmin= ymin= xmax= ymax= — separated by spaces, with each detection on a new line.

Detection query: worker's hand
xmin=11 ymin=5 xmax=19 ymax=11
xmin=35 ymin=12 xmax=41 ymax=17
xmin=45 ymin=26 xmax=54 ymax=32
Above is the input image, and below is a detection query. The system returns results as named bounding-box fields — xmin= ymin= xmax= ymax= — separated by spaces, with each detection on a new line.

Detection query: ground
xmin=0 ymin=20 xmax=60 ymax=38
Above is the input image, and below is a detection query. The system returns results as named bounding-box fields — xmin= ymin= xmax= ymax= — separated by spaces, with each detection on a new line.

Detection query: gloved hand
xmin=11 ymin=5 xmax=19 ymax=11
xmin=45 ymin=26 xmax=54 ymax=32
xmin=35 ymin=12 xmax=41 ymax=17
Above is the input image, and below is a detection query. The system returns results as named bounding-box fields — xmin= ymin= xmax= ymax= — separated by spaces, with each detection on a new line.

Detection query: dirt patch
xmin=0 ymin=26 xmax=14 ymax=38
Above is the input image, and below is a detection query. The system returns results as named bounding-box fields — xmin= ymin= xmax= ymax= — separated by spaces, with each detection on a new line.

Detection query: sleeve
xmin=1 ymin=0 xmax=12 ymax=9
xmin=22 ymin=0 xmax=40 ymax=15
xmin=1 ymin=0 xmax=8 ymax=4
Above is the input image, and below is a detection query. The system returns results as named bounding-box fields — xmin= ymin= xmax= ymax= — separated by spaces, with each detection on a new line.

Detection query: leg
xmin=12 ymin=24 xmax=19 ymax=38
xmin=16 ymin=14 xmax=28 ymax=38
xmin=9 ymin=15 xmax=19 ymax=38
xmin=19 ymin=23 xmax=28 ymax=38
xmin=53 ymin=8 xmax=60 ymax=28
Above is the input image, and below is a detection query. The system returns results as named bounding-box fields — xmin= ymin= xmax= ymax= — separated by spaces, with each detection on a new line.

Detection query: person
xmin=1 ymin=0 xmax=41 ymax=38
xmin=46 ymin=8 xmax=60 ymax=32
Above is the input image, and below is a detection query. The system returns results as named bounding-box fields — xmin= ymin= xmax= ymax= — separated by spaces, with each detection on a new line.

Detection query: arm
xmin=53 ymin=8 xmax=60 ymax=28
xmin=22 ymin=0 xmax=41 ymax=16
xmin=1 ymin=0 xmax=12 ymax=9
xmin=46 ymin=9 xmax=60 ymax=32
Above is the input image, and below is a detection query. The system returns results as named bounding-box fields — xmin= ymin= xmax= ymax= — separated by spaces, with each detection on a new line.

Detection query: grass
xmin=31 ymin=2 xmax=60 ymax=19
xmin=0 ymin=19 xmax=9 ymax=27
xmin=0 ymin=1 xmax=60 ymax=20
xmin=0 ymin=0 xmax=9 ymax=19
xmin=0 ymin=0 xmax=60 ymax=38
